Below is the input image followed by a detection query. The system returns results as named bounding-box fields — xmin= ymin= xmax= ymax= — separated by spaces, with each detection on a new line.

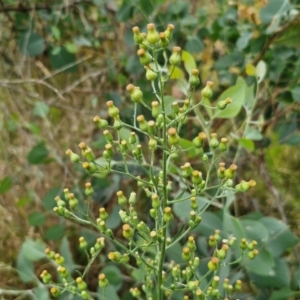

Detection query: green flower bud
xmin=219 ymin=137 xmax=228 ymax=152
xmin=99 ymin=207 xmax=108 ymax=220
xmin=54 ymin=196 xmax=65 ymax=207
xmin=113 ymin=116 xmax=123 ymax=130
xmin=209 ymin=235 xmax=217 ymax=247
xmin=40 ymin=270 xmax=52 ymax=284
xmin=68 ymin=193 xmax=78 ymax=209
xmin=137 ymin=48 xmax=152 ymax=66
xmin=187 ymin=280 xmax=199 ymax=290
xmin=217 ymin=244 xmax=229 ymax=259
xmin=146 ymin=23 xmax=159 ymax=44
xmin=151 ymin=101 xmax=160 ymax=118
xmin=189 ymin=69 xmax=200 ymax=87
xmin=132 ymin=26 xmax=144 ymax=44
xmin=65 ymin=149 xmax=80 ymax=163
xmin=106 ymin=100 xmax=119 ymax=117
xmin=235 ymin=280 xmax=242 ymax=291
xmin=240 ymin=238 xmax=248 ymax=250
xmin=182 ymin=247 xmax=192 ymax=261
xmin=182 ymin=99 xmax=190 ymax=113
xmin=207 ymin=257 xmax=219 ymax=271
xmin=137 ymin=115 xmax=149 ymax=132
xmin=82 ymin=161 xmax=97 ymax=175
xmin=224 ymin=164 xmax=237 ymax=179
xmin=116 ymin=190 xmax=127 ymax=206
xmin=193 ymin=132 xmax=206 ymax=148
xmin=58 ymin=266 xmax=69 ymax=278
xmin=93 ymin=116 xmax=108 ymax=129
xmin=201 ymin=81 xmax=214 ymax=99
xmin=151 ymin=193 xmax=160 ymax=209
xmin=84 ymin=148 xmax=95 ymax=162
xmin=159 ymin=32 xmax=169 ymax=48
xmin=97 ymin=219 xmax=107 ymax=232
xmin=98 ymin=273 xmax=109 ymax=288
xmin=169 ymin=46 xmax=181 ymax=66
xmin=193 ymin=257 xmax=200 ymax=267
xmin=248 ymin=249 xmax=259 ymax=259
xmin=192 ymin=170 xmax=202 ymax=185
xmin=129 ymin=132 xmax=137 ymax=145
xmin=190 ymin=196 xmax=198 ymax=210
xmin=217 ymin=97 xmax=232 ymax=110
xmin=50 ymin=287 xmax=61 ymax=298
xmin=247 ymin=240 xmax=257 ymax=250
xmin=145 ymin=66 xmax=157 ymax=81
xmin=150 ymin=208 xmax=157 ymax=218
xmin=122 ymin=224 xmax=134 ymax=239
xmin=79 ymin=237 xmax=88 ymax=249
xmin=81 ymin=291 xmax=90 ymax=300
xmin=95 ymin=237 xmax=105 ymax=251
xmin=210 ymin=133 xmax=219 ymax=149
xmin=108 ymin=251 xmax=122 ymax=262
xmin=235 ymin=179 xmax=256 ymax=192
xmin=126 ymin=84 xmax=143 ymax=102
xmin=45 ymin=248 xmax=55 ymax=259
xmin=217 ymin=162 xmax=226 ymax=179
xmin=163 ymin=207 xmax=173 ymax=222
xmin=172 ymin=101 xmax=180 ymax=114
xmin=195 ymin=289 xmax=205 ymax=300
xmin=187 ymin=236 xmax=196 ymax=251
xmin=224 ymin=178 xmax=234 ymax=187
xmin=103 ymin=130 xmax=113 ymax=142
xmin=202 ymin=154 xmax=208 ymax=162
xmin=129 ymin=191 xmax=136 ymax=205
xmin=54 ymin=253 xmax=64 ymax=265
xmin=85 ymin=182 xmax=94 ymax=196
xmin=149 ymin=137 xmax=157 ymax=151
xmin=164 ymin=24 xmax=175 ymax=40
xmin=148 ymin=120 xmax=156 ymax=135
xmin=168 ymin=127 xmax=180 ymax=145
xmin=172 ymin=265 xmax=181 ymax=279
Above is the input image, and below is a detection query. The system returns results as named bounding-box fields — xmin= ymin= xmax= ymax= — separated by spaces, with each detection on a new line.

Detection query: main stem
xmin=156 ymin=58 xmax=168 ymax=300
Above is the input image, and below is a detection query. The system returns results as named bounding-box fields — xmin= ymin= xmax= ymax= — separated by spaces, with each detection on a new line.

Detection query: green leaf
xmin=236 ymin=32 xmax=252 ymax=50
xmin=28 ymin=212 xmax=46 ymax=226
xmin=17 ymin=252 xmax=35 ymax=283
xmin=256 ymin=60 xmax=267 ymax=83
xmin=22 ymin=239 xmax=46 ymax=261
xmin=42 ymin=187 xmax=62 ymax=210
xmin=33 ymin=102 xmax=50 ymax=118
xmin=27 ymin=142 xmax=49 ymax=164
xmin=260 ymin=0 xmax=291 ymax=25
xmin=244 ymin=248 xmax=275 ymax=276
xmin=101 ymin=265 xmax=122 ymax=290
xmin=260 ymin=217 xmax=299 ymax=257
xmin=245 ymin=126 xmax=263 ymax=140
xmin=164 ymin=95 xmax=175 ymax=116
xmin=65 ymin=42 xmax=79 ymax=53
xmin=193 ymin=212 xmax=223 ymax=236
xmin=270 ymin=288 xmax=297 ymax=300
xmin=238 ymin=138 xmax=255 ymax=151
xmin=250 ymin=257 xmax=290 ymax=288
xmin=185 ymin=36 xmax=204 ymax=53
xmin=240 ymin=219 xmax=269 ymax=244
xmin=0 ymin=176 xmax=12 ymax=194
xmin=223 ymin=212 xmax=245 ymax=242
xmin=243 ymin=83 xmax=256 ymax=111
xmin=33 ymin=285 xmax=50 ymax=300
xmin=60 ymin=237 xmax=77 ymax=273
xmin=179 ymin=139 xmax=197 ymax=158
xmin=106 ymin=205 xmax=121 ymax=229
xmin=97 ymin=284 xmax=120 ymax=300
xmin=181 ymin=50 xmax=197 ymax=74
xmin=49 ymin=46 xmax=77 ymax=72
xmin=51 ymin=26 xmax=61 ymax=39
xmin=45 ymin=224 xmax=65 ymax=241
xmin=213 ymin=77 xmax=246 ymax=119
xmin=19 ymin=32 xmax=46 ymax=57
xmin=291 ymin=86 xmax=300 ymax=102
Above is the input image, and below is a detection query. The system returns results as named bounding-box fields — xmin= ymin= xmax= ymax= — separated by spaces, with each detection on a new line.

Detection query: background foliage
xmin=0 ymin=0 xmax=299 ymax=299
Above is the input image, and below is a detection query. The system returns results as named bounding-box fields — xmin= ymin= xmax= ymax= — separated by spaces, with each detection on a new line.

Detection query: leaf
xmin=28 ymin=212 xmax=46 ymax=226
xmin=32 ymin=285 xmax=50 ymax=300
xmin=42 ymin=187 xmax=62 ymax=210
xmin=181 ymin=50 xmax=197 ymax=74
xmin=27 ymin=142 xmax=49 ymax=164
xmin=101 ymin=265 xmax=122 ymax=291
xmin=163 ymin=95 xmax=175 ymax=116
xmin=240 ymin=219 xmax=269 ymax=244
xmin=236 ymin=32 xmax=252 ymax=50
xmin=33 ymin=102 xmax=50 ymax=118
xmin=260 ymin=217 xmax=299 ymax=257
xmin=185 ymin=36 xmax=204 ymax=53
xmin=256 ymin=60 xmax=267 ymax=83
xmin=170 ymin=66 xmax=185 ymax=80
xmin=193 ymin=212 xmax=223 ymax=236
xmin=97 ymin=284 xmax=120 ymax=300
xmin=213 ymin=77 xmax=247 ymax=119
xmin=16 ymin=252 xmax=35 ymax=283
xmin=22 ymin=239 xmax=46 ymax=261
xmin=106 ymin=205 xmax=121 ymax=229
xmin=65 ymin=42 xmax=79 ymax=53
xmin=246 ymin=64 xmax=256 ymax=76
xmin=45 ymin=224 xmax=65 ymax=241
xmin=0 ymin=176 xmax=12 ymax=194
xmin=291 ymin=86 xmax=300 ymax=102
xmin=179 ymin=139 xmax=197 ymax=158
xmin=270 ymin=288 xmax=297 ymax=300
xmin=245 ymin=126 xmax=263 ymax=141
xmin=60 ymin=236 xmax=77 ymax=273
xmin=49 ymin=46 xmax=77 ymax=72
xmin=260 ymin=0 xmax=291 ymax=25
xmin=238 ymin=138 xmax=255 ymax=151
xmin=244 ymin=248 xmax=275 ymax=275
xmin=19 ymin=32 xmax=46 ymax=57
xmin=243 ymin=83 xmax=256 ymax=111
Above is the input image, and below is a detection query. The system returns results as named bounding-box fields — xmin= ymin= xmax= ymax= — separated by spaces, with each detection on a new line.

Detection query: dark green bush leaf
xmin=0 ymin=176 xmax=12 ymax=194
xmin=42 ymin=187 xmax=62 ymax=210
xmin=27 ymin=142 xmax=49 ymax=164
xmin=45 ymin=224 xmax=65 ymax=241
xmin=19 ymin=32 xmax=46 ymax=56
xmin=49 ymin=46 xmax=76 ymax=71
xmin=28 ymin=212 xmax=46 ymax=226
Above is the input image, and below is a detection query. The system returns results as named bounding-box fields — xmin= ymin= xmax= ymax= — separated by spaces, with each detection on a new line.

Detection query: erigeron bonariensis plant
xmin=46 ymin=23 xmax=257 ymax=300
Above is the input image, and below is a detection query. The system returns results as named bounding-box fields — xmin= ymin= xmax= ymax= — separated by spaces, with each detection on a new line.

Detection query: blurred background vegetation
xmin=0 ymin=0 xmax=299 ymax=299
